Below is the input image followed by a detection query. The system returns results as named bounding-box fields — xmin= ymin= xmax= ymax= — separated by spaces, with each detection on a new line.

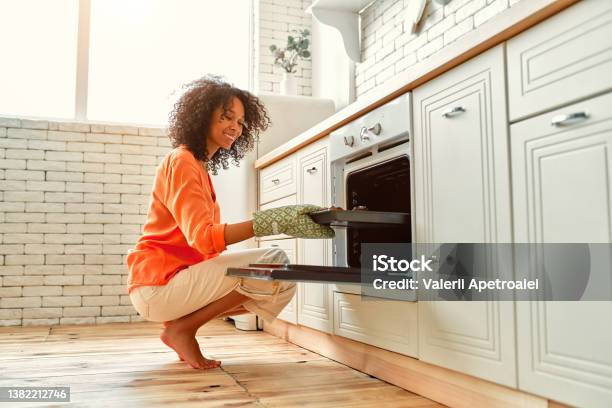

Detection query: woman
xmin=127 ymin=76 xmax=333 ymax=370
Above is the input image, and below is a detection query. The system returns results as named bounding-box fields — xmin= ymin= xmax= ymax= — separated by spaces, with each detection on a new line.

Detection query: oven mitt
xmin=253 ymin=204 xmax=335 ymax=239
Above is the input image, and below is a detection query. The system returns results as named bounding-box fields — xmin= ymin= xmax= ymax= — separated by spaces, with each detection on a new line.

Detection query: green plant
xmin=269 ymin=29 xmax=311 ymax=74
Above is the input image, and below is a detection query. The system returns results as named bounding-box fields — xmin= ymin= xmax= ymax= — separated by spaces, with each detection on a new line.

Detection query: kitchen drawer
xmin=333 ymin=292 xmax=417 ymax=357
xmin=507 ymin=0 xmax=612 ymax=122
xmin=258 ymin=194 xmax=297 ymax=241
xmin=259 ymin=238 xmax=297 ymax=324
xmin=259 ymin=155 xmax=297 ymax=204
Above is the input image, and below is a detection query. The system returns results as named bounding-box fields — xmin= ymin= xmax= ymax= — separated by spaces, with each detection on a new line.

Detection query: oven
xmin=324 ymin=93 xmax=413 ymax=294
xmin=228 ymin=94 xmax=413 ymax=291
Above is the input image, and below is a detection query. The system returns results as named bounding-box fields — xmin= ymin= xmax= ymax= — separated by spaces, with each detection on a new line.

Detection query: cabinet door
xmin=413 ymin=44 xmax=516 ymax=387
xmin=333 ymin=292 xmax=418 ymax=357
xmin=297 ymin=145 xmax=334 ymax=333
xmin=511 ymin=92 xmax=612 ymax=408
xmin=507 ymin=0 xmax=612 ymax=122
xmin=259 ymin=155 xmax=297 ymax=205
xmin=259 ymin=238 xmax=297 ymax=324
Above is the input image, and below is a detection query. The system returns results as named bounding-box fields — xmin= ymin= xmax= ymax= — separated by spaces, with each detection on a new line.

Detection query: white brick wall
xmin=356 ymin=0 xmax=523 ymax=98
xmin=258 ymin=0 xmax=313 ymax=95
xmin=0 ymin=118 xmax=169 ymax=326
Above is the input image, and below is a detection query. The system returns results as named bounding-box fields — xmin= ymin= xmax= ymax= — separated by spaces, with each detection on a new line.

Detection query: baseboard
xmin=264 ymin=319 xmax=571 ymax=408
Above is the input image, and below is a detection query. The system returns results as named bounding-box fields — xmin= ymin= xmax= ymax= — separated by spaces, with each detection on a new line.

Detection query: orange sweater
xmin=126 ymin=146 xmax=227 ymax=294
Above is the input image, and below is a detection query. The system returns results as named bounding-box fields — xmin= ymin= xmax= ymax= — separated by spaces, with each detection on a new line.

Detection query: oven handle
xmin=442 ymin=106 xmax=466 ymax=118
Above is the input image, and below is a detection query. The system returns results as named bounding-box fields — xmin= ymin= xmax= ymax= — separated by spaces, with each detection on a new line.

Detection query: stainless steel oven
xmin=228 ymin=94 xmax=413 ymax=288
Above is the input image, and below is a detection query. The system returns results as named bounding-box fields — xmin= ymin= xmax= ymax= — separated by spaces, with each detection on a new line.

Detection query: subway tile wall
xmin=258 ymin=0 xmax=312 ymax=95
xmin=356 ymin=0 xmax=523 ymax=99
xmin=0 ymin=117 xmax=170 ymax=326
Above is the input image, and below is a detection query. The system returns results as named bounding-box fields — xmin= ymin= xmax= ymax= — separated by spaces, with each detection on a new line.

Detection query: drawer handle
xmin=270 ymin=244 xmax=279 ymax=247
xmin=271 ymin=178 xmax=280 ymax=185
xmin=551 ymin=111 xmax=589 ymax=127
xmin=306 ymin=166 xmax=318 ymax=174
xmin=442 ymin=106 xmax=466 ymax=118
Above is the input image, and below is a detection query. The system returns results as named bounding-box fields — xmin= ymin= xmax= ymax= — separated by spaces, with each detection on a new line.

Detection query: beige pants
xmin=129 ymin=247 xmax=296 ymax=323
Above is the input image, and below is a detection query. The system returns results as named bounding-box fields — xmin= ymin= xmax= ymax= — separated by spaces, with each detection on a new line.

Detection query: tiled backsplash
xmin=356 ymin=0 xmax=523 ymax=99
xmin=0 ymin=117 xmax=170 ymax=326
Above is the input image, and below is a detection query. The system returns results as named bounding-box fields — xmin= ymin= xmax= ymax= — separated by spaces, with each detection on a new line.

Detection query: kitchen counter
xmin=254 ymin=0 xmax=578 ymax=169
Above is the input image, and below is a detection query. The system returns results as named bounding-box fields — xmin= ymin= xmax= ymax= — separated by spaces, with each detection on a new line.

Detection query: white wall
xmin=211 ymin=151 xmax=258 ymax=251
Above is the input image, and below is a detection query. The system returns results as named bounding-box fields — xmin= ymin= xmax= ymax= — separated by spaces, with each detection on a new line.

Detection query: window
xmin=87 ymin=0 xmax=252 ymax=125
xmin=0 ymin=0 xmax=79 ymax=119
xmin=0 ymin=0 xmax=253 ymax=125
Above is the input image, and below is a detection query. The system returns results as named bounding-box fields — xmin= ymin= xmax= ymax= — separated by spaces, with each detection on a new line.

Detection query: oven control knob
xmin=360 ymin=127 xmax=370 ymax=143
xmin=343 ymin=135 xmax=355 ymax=147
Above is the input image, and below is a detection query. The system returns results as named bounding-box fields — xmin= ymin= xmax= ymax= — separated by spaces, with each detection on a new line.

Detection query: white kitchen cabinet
xmin=413 ymin=44 xmax=516 ymax=387
xmin=296 ymin=141 xmax=334 ymax=333
xmin=259 ymin=238 xmax=298 ymax=324
xmin=333 ymin=292 xmax=418 ymax=357
xmin=257 ymin=137 xmax=333 ymax=330
xmin=507 ymin=0 xmax=612 ymax=122
xmin=259 ymin=154 xmax=297 ymax=205
xmin=511 ymin=92 xmax=612 ymax=408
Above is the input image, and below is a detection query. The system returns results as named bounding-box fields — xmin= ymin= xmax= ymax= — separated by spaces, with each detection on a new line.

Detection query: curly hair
xmin=168 ymin=75 xmax=270 ymax=175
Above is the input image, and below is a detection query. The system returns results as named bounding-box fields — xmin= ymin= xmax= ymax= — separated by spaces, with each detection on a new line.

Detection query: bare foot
xmin=163 ymin=322 xmax=184 ymax=361
xmin=160 ymin=323 xmax=221 ymax=369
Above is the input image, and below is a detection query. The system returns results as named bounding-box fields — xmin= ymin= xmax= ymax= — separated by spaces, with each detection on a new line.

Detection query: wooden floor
xmin=0 ymin=319 xmax=445 ymax=407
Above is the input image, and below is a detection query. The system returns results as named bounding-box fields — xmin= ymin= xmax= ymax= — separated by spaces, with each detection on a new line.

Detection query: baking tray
xmin=227 ymin=263 xmax=363 ymax=283
xmin=309 ymin=209 xmax=410 ymax=228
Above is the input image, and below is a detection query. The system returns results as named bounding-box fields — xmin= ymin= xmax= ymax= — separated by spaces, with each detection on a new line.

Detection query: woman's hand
xmin=253 ymin=204 xmax=335 ymax=239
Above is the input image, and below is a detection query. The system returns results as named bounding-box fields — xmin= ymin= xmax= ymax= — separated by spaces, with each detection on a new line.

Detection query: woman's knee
xmin=259 ymin=247 xmax=290 ymax=264
xmin=283 ymin=281 xmax=297 ymax=294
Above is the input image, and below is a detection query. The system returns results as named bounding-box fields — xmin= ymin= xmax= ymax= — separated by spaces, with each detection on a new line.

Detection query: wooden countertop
xmin=254 ymin=0 xmax=578 ymax=170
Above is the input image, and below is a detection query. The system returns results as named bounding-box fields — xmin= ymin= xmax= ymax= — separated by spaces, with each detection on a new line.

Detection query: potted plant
xmin=269 ymin=29 xmax=311 ymax=95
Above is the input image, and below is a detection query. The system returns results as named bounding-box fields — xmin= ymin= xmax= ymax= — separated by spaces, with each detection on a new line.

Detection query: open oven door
xmin=227 ymin=208 xmax=411 ymax=284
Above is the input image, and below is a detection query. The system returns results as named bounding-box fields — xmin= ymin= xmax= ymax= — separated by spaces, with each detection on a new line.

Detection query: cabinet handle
xmin=442 ymin=106 xmax=466 ymax=118
xmin=306 ymin=166 xmax=318 ymax=174
xmin=271 ymin=178 xmax=280 ymax=185
xmin=551 ymin=111 xmax=589 ymax=127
